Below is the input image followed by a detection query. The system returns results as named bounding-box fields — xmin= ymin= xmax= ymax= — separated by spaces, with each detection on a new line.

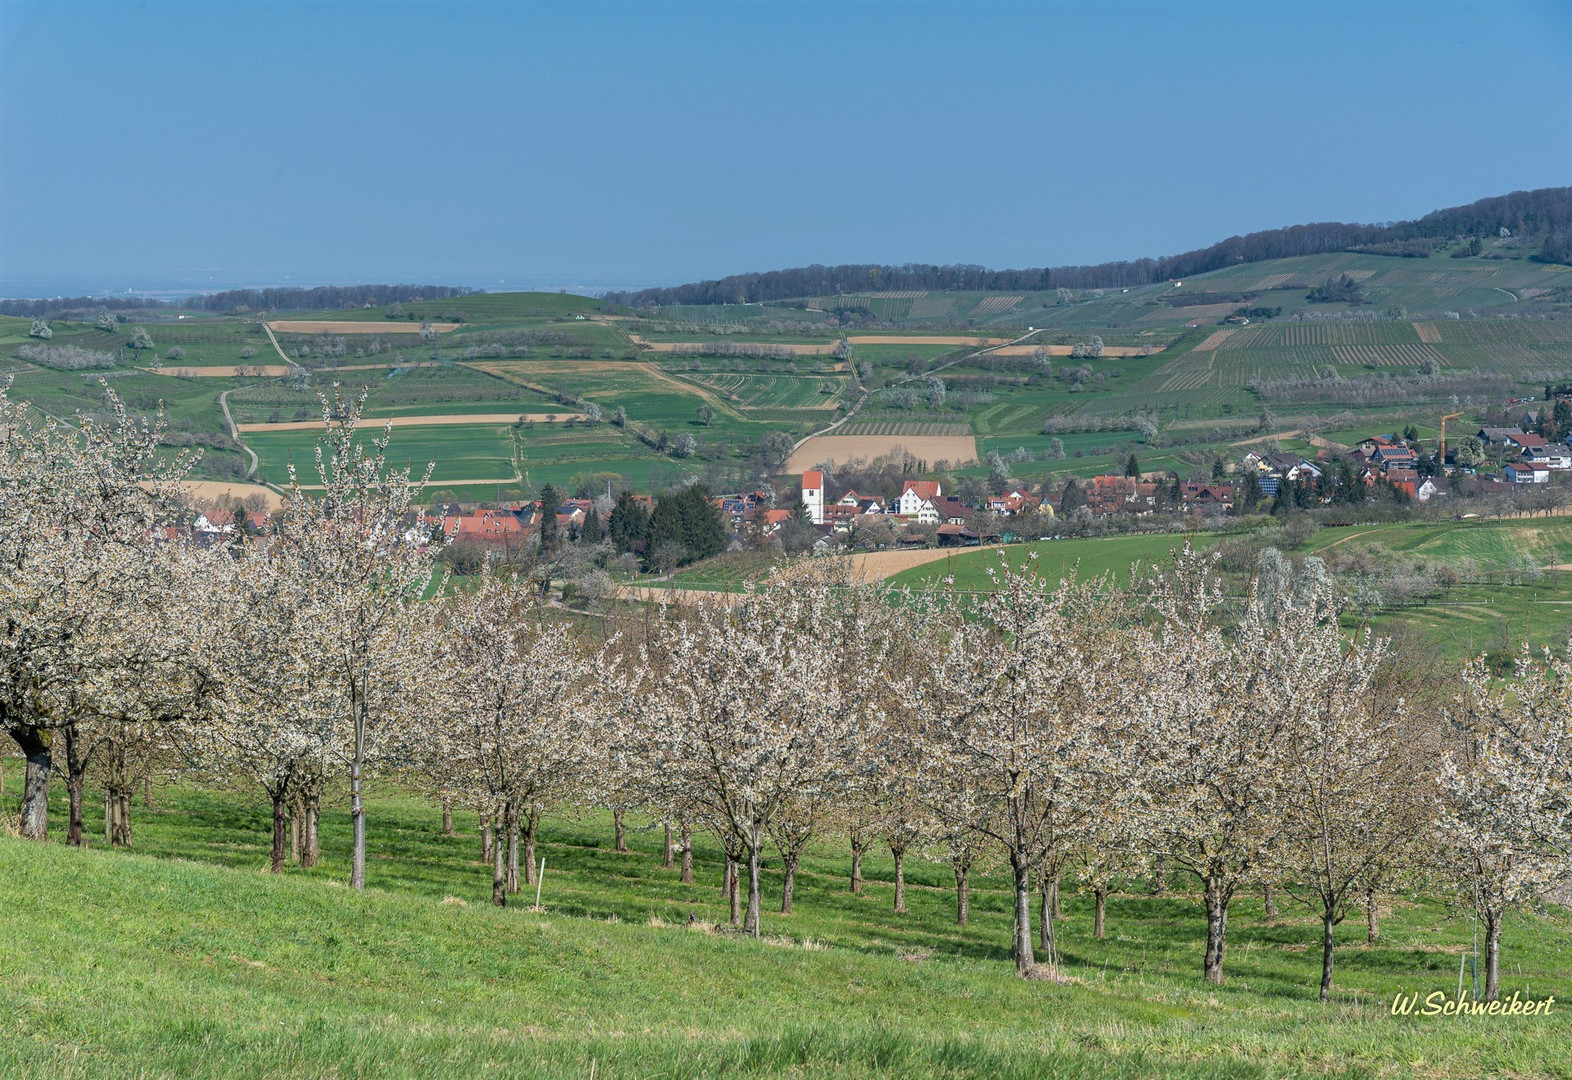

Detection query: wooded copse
xmin=1 ymin=379 xmax=1568 ymax=1002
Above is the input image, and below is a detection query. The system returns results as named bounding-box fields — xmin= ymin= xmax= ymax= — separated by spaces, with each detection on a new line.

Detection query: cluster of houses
xmin=799 ymin=472 xmax=1049 ymax=545
xmin=1475 ymin=426 xmax=1571 ymax=483
xmin=1076 ymin=475 xmax=1237 ymax=516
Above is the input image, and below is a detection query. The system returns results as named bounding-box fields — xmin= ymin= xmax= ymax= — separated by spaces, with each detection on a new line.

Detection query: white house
xmin=894 ymin=479 xmax=942 ymax=517
xmin=801 ymin=470 xmax=825 ymax=524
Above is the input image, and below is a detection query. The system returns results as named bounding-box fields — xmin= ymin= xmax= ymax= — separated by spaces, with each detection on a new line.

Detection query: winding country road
xmin=217 ymin=389 xmax=259 ymax=478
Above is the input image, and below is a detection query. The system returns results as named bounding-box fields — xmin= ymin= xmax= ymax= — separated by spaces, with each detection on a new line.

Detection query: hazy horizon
xmin=2 ymin=0 xmax=1569 ymax=299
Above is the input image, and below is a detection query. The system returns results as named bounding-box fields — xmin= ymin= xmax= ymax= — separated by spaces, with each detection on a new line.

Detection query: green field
xmin=879 ymin=519 xmax=1572 ymax=661
xmin=9 ymin=243 xmax=1572 ymax=499
xmin=2 ymin=776 xmax=1567 ymax=1079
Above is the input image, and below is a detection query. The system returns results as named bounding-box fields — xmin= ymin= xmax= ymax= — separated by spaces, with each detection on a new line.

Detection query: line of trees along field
xmin=1 ymin=381 xmax=1567 ymax=1002
xmin=607 ymin=187 xmax=1572 ymax=305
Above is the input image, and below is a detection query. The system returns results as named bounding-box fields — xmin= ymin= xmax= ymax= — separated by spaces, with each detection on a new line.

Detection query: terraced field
xmin=683 ymin=371 xmax=846 ymax=410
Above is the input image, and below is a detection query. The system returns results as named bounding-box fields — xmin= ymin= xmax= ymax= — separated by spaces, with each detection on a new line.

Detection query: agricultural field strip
xmin=786 ymin=433 xmax=978 ymax=472
xmin=267 ymin=321 xmax=460 ymax=335
xmin=682 ymin=372 xmax=843 ymax=410
xmin=236 ymin=413 xmax=584 ymax=432
xmin=146 ymin=365 xmax=292 ymax=378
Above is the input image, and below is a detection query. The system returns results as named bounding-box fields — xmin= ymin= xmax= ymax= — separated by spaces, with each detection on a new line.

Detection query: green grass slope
xmin=4 ymin=782 xmax=1567 ymax=1078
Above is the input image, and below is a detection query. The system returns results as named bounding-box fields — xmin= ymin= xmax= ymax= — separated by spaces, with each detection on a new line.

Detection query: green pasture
xmin=2 ymin=777 xmax=1566 ymax=1078
xmin=246 ymin=423 xmax=518 ymax=487
xmin=887 ymin=533 xmax=1212 ymax=592
xmin=1304 ymin=518 xmax=1572 ymax=569
xmin=226 ymin=365 xmax=559 ymax=425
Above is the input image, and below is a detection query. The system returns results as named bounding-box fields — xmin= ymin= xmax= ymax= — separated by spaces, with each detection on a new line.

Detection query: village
xmin=173 ymin=406 xmax=1572 ymax=568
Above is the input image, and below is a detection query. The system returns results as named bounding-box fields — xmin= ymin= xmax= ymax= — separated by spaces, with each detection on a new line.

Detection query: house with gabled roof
xmin=894 ymin=479 xmax=942 ymax=517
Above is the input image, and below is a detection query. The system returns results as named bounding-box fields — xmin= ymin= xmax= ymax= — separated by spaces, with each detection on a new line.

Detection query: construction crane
xmin=1438 ymin=410 xmax=1465 ymax=467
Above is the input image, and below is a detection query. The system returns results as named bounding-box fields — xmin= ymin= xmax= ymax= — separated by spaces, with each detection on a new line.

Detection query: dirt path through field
xmin=217 ymin=390 xmax=258 ymax=477
xmin=260 ymin=322 xmax=306 ymax=371
xmin=1413 ymin=322 xmax=1442 ymax=344
xmin=1230 ymin=429 xmax=1303 ymax=447
xmin=146 ymin=365 xmax=292 ymax=377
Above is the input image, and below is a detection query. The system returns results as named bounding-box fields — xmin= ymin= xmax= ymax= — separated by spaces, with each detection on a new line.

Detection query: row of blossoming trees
xmin=2 ymin=382 xmax=1568 ymax=1002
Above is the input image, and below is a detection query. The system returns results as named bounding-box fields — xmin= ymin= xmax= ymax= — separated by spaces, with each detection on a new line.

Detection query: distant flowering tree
xmin=1439 ymin=649 xmax=1572 ymax=1001
xmin=270 ymin=384 xmax=440 ymax=889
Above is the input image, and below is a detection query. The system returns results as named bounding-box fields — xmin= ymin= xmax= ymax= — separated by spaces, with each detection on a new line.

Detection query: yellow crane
xmin=1438 ymin=410 xmax=1465 ymax=467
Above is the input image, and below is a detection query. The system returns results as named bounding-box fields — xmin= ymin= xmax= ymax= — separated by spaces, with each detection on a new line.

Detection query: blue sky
xmin=1 ymin=0 xmax=1568 ymax=296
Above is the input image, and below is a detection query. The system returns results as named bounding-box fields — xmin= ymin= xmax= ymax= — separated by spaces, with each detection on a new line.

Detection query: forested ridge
xmin=607 ymin=187 xmax=1572 ymax=306
xmin=0 ymin=284 xmax=478 ymax=319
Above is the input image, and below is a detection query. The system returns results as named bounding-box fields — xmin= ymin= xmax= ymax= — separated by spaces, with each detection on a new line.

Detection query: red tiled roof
xmin=802 ymin=470 xmax=824 ymax=488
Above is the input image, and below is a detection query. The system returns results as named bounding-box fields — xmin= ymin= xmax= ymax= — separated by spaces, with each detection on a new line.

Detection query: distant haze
xmin=2 ymin=0 xmax=1568 ymax=298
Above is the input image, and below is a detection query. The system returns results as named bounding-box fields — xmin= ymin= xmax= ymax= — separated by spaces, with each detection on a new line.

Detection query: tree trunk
xmin=728 ymin=856 xmax=742 ymax=925
xmin=1039 ymin=877 xmax=1052 ymax=952
xmin=12 ymin=726 xmax=52 ymax=841
xmin=65 ymin=769 xmax=85 ymax=848
xmin=349 ymin=712 xmax=366 ymax=891
xmin=892 ymin=848 xmax=906 ymax=914
xmin=743 ymin=828 xmax=763 ymax=937
xmin=679 ymin=822 xmax=693 ymax=884
xmin=301 ymin=792 xmax=320 ymax=868
xmin=289 ymin=803 xmax=301 ymax=864
xmin=1049 ymin=873 xmax=1061 ymax=920
xmin=111 ymin=788 xmax=133 ymax=847
xmin=491 ymin=817 xmax=507 ymax=907
xmin=1365 ymin=886 xmax=1379 ymax=943
xmin=62 ymin=724 xmax=87 ymax=847
xmin=1318 ymin=910 xmax=1336 ymax=1002
xmin=954 ymin=863 xmax=970 ymax=927
xmin=441 ymin=800 xmax=454 ymax=836
xmin=270 ymin=788 xmax=289 ymax=874
xmin=613 ymin=809 xmax=627 ymax=853
xmin=1203 ymin=877 xmax=1230 ymax=985
xmin=850 ymin=837 xmax=865 ymax=894
xmin=1263 ymin=882 xmax=1277 ymax=919
xmin=662 ymin=822 xmax=674 ymax=869
xmin=780 ymin=853 xmax=798 ymax=914
xmin=523 ymin=807 xmax=540 ymax=886
xmin=1484 ymin=907 xmax=1502 ymax=1002
xmin=506 ymin=808 xmax=521 ymax=894
xmin=1011 ymin=852 xmax=1035 ymax=976
xmin=1153 ymin=855 xmax=1167 ymax=895
xmin=104 ymin=788 xmax=113 ymax=845
xmin=480 ymin=814 xmax=494 ymax=865
xmin=1094 ymin=886 xmax=1108 ymax=939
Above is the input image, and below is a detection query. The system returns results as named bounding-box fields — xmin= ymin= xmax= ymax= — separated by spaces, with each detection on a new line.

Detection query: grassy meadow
xmin=2 ymin=774 xmax=1568 ymax=1079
